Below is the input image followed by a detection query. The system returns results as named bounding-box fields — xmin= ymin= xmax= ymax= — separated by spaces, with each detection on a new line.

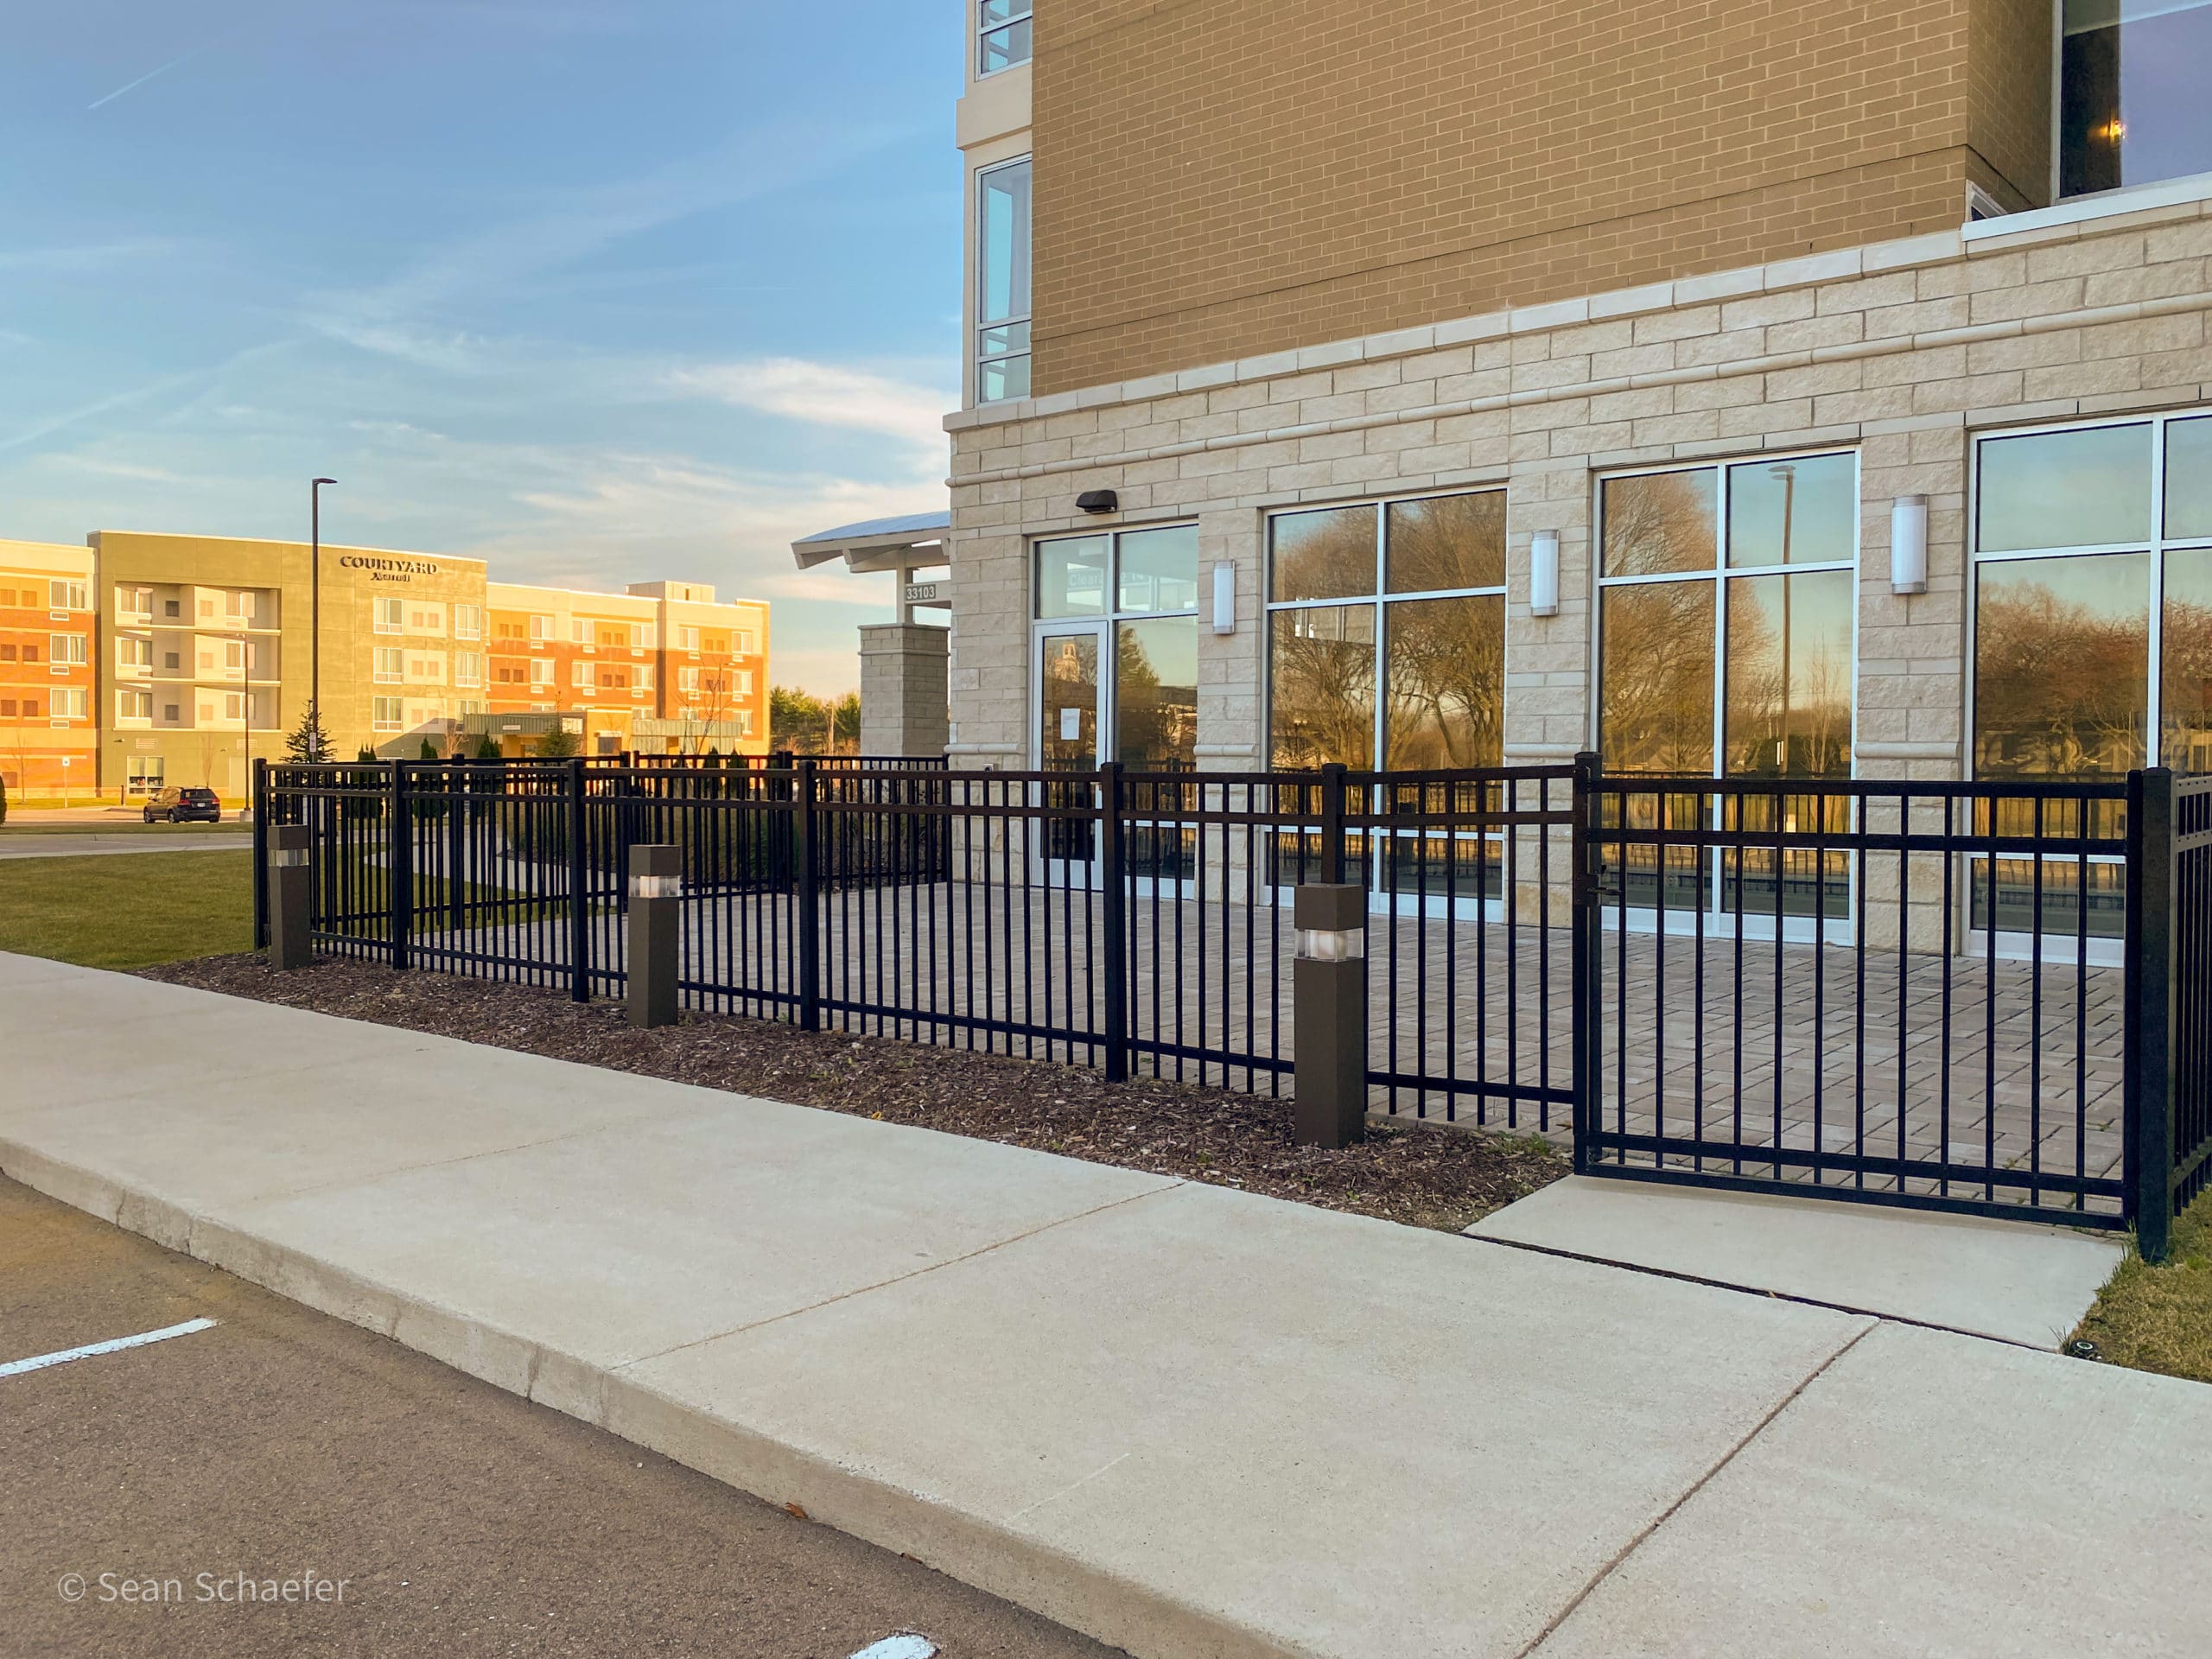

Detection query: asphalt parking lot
xmin=0 ymin=1176 xmax=1120 ymax=1659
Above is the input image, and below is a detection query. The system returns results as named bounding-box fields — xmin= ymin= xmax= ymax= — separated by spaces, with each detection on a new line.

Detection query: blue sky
xmin=0 ymin=1 xmax=961 ymax=691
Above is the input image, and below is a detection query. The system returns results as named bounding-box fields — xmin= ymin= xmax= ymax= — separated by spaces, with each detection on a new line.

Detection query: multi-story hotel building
xmin=938 ymin=2 xmax=2212 ymax=824
xmin=0 ymin=530 xmax=767 ymax=804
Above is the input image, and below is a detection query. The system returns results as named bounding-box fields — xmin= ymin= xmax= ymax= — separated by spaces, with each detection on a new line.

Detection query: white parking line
xmin=0 ymin=1318 xmax=219 ymax=1378
xmin=849 ymin=1637 xmax=937 ymax=1659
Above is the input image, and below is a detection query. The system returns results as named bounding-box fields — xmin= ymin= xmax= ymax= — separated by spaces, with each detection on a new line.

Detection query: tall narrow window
xmin=977 ymin=157 xmax=1031 ymax=402
xmin=2060 ymin=0 xmax=2212 ymax=198
xmin=978 ymin=0 xmax=1032 ymax=74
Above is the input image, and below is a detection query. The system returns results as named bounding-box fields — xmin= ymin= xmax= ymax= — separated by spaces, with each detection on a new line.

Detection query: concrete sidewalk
xmin=1 ymin=950 xmax=2205 ymax=1658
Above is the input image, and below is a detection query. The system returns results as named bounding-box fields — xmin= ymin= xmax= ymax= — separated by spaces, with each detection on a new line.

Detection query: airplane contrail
xmin=87 ymin=41 xmax=213 ymax=111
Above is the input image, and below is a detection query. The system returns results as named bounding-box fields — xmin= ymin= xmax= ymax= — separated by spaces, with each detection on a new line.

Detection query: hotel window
xmin=677 ymin=625 xmax=701 ymax=652
xmin=978 ymin=0 xmax=1031 ymax=74
xmin=374 ymin=598 xmax=403 ymax=634
xmin=572 ymin=618 xmax=596 ymax=645
xmin=1595 ymin=454 xmax=1859 ymax=922
xmin=734 ymin=630 xmax=759 ymax=656
xmin=117 ymin=585 xmax=153 ymax=620
xmin=573 ymin=661 xmax=596 ymax=690
xmin=635 ymin=664 xmax=655 ymax=691
xmin=223 ymin=640 xmax=246 ymax=674
xmin=1265 ymin=492 xmax=1510 ymax=772
xmin=454 ymin=603 xmax=482 ymax=641
xmin=2060 ymin=1 xmax=2212 ymax=199
xmin=530 ymin=658 xmax=554 ymax=690
xmin=459 ymin=698 xmax=483 ymax=717
xmin=1973 ymin=412 xmax=2212 ymax=775
xmin=1597 ymin=454 xmax=1858 ymax=779
xmin=50 ymin=633 xmax=88 ymax=666
xmin=530 ymin=613 xmax=554 ymax=643
xmin=976 ymin=157 xmax=1031 ymax=403
xmin=454 ymin=650 xmax=483 ymax=689
xmin=51 ymin=687 xmax=86 ymax=721
xmin=373 ymin=696 xmax=404 ymax=732
xmin=117 ymin=637 xmax=152 ymax=670
xmin=677 ymin=666 xmax=702 ymax=695
xmin=49 ymin=579 xmax=88 ymax=613
xmin=224 ymin=691 xmax=245 ymax=721
xmin=1036 ymin=523 xmax=1200 ymax=771
xmin=734 ymin=669 xmax=754 ymax=695
xmin=637 ymin=622 xmax=656 ymax=650
xmin=118 ymin=690 xmax=153 ymax=722
xmin=374 ymin=647 xmax=404 ymax=683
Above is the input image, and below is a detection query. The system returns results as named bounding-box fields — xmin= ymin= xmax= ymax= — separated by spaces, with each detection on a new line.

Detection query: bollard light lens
xmin=630 ymin=874 xmax=683 ymax=899
xmin=270 ymin=849 xmax=309 ymax=868
xmin=1295 ymin=927 xmax=1363 ymax=963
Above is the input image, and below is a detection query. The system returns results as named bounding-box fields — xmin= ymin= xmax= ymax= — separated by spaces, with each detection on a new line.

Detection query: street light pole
xmin=310 ymin=477 xmax=337 ymax=743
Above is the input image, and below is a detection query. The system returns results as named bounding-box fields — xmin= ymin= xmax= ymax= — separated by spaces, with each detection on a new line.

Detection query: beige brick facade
xmin=947 ymin=200 xmax=2212 ymax=783
xmin=1031 ymin=0 xmax=2055 ymax=397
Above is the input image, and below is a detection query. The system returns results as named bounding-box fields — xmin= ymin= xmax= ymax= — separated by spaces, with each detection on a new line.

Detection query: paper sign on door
xmin=1060 ymin=705 xmax=1081 ymax=741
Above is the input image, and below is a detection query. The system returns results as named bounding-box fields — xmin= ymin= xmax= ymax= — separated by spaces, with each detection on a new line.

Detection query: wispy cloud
xmin=87 ymin=41 xmax=215 ymax=111
xmin=667 ymin=358 xmax=951 ymax=455
xmin=0 ymin=238 xmax=186 ymax=274
xmin=0 ymin=341 xmax=289 ymax=456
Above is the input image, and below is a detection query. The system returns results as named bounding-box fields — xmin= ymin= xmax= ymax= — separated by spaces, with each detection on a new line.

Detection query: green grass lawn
xmin=2071 ymin=1186 xmax=2212 ymax=1385
xmin=0 ymin=850 xmax=254 ymax=969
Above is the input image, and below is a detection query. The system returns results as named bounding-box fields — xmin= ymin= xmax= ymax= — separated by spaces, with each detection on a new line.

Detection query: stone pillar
xmin=858 ymin=623 xmax=950 ymax=759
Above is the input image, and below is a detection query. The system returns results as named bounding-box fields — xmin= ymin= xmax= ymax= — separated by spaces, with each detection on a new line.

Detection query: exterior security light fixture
xmin=630 ymin=872 xmax=683 ymax=900
xmin=1076 ymin=489 xmax=1118 ymax=514
xmin=1211 ymin=561 xmax=1236 ymax=635
xmin=1891 ymin=494 xmax=1929 ymax=594
xmin=1529 ymin=529 xmax=1560 ymax=617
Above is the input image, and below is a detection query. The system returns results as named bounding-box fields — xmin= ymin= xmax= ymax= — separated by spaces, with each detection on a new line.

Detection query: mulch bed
xmin=139 ymin=955 xmax=1566 ymax=1233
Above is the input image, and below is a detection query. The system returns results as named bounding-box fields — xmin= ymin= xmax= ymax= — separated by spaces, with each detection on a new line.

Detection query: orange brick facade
xmin=1030 ymin=0 xmax=2056 ymax=394
xmin=0 ymin=550 xmax=98 ymax=799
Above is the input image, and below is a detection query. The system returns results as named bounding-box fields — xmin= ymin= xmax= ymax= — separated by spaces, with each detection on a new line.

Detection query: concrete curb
xmin=0 ymin=1133 xmax=1296 ymax=1659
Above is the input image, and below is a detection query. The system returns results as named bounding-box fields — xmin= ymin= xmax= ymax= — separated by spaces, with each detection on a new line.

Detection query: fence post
xmin=2126 ymin=766 xmax=2177 ymax=1264
xmin=1569 ymin=750 xmax=1603 ymax=1174
xmin=251 ymin=756 xmax=270 ymax=950
xmin=795 ymin=757 xmax=821 ymax=1031
xmin=1098 ymin=762 xmax=1129 ymax=1082
xmin=1319 ymin=760 xmax=1347 ymax=885
xmin=446 ymin=754 xmax=465 ymax=941
xmin=567 ymin=755 xmax=590 ymax=1002
xmin=387 ymin=759 xmax=411 ymax=971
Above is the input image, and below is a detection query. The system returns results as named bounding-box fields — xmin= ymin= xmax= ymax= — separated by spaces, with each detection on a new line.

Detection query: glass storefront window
xmin=1972 ymin=413 xmax=2212 ymax=775
xmin=1264 ymin=490 xmax=1508 ymax=770
xmin=1597 ymin=454 xmax=1857 ymax=779
xmin=1116 ymin=524 xmax=1199 ymax=614
xmin=1268 ymin=505 xmax=1376 ymax=602
xmin=2061 ymin=0 xmax=2212 ymax=199
xmin=1036 ymin=536 xmax=1109 ymax=618
xmin=1977 ymin=423 xmax=2152 ymax=552
xmin=1116 ymin=618 xmax=1198 ymax=769
xmin=1268 ymin=605 xmax=1376 ymax=769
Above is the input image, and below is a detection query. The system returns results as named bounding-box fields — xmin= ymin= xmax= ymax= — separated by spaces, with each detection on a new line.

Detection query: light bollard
xmin=268 ymin=824 xmax=314 ymax=971
xmin=626 ymin=843 xmax=683 ymax=1029
xmin=1293 ymin=882 xmax=1369 ymax=1148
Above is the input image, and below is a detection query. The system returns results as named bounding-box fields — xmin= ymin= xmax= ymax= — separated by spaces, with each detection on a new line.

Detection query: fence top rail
xmin=1596 ymin=771 xmax=2132 ymax=801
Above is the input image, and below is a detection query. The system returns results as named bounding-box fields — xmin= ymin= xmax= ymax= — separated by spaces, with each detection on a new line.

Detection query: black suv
xmin=143 ymin=786 xmax=223 ymax=824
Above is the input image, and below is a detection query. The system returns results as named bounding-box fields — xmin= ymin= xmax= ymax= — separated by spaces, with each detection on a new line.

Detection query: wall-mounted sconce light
xmin=1529 ymin=529 xmax=1560 ymax=617
xmin=1891 ymin=495 xmax=1928 ymax=594
xmin=1211 ymin=562 xmax=1236 ymax=635
xmin=1076 ymin=489 xmax=1118 ymax=515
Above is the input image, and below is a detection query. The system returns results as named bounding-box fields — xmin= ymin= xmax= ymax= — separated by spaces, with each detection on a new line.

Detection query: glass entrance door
xmin=1036 ymin=625 xmax=1103 ymax=877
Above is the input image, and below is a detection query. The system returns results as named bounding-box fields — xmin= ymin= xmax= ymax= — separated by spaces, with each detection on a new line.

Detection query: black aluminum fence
xmin=254 ymin=754 xmax=2210 ymax=1249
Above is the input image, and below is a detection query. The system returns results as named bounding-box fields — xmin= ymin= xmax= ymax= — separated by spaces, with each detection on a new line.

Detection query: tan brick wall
xmin=1033 ymin=0 xmax=2051 ymax=395
xmin=948 ymin=204 xmax=2212 ymax=781
xmin=1968 ymin=0 xmax=2055 ymax=211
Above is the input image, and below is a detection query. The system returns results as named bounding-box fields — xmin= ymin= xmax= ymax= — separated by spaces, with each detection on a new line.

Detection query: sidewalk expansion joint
xmin=1512 ymin=1321 xmax=1875 ymax=1659
xmin=1459 ymin=1229 xmax=2069 ymax=1353
xmin=614 ymin=1179 xmax=1190 ymax=1375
